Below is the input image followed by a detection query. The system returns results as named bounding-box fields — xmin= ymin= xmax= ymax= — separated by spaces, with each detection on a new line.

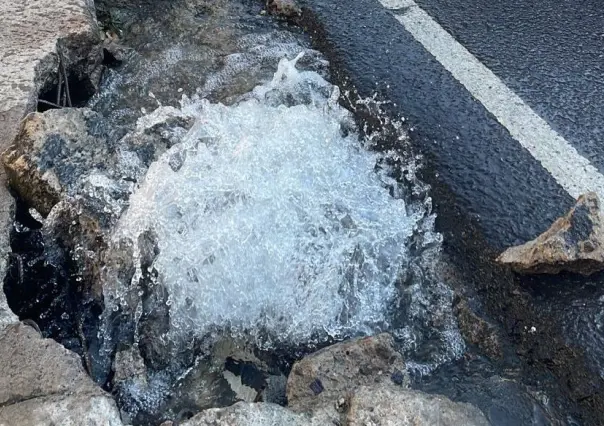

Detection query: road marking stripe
xmin=378 ymin=0 xmax=604 ymax=201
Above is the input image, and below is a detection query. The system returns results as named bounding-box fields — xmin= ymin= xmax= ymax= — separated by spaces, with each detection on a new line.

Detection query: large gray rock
xmin=498 ymin=192 xmax=604 ymax=275
xmin=2 ymin=106 xmax=193 ymax=217
xmin=284 ymin=334 xmax=489 ymax=426
xmin=0 ymin=394 xmax=124 ymax=426
xmin=287 ymin=333 xmax=408 ymax=413
xmin=181 ymin=402 xmax=329 ymax=426
xmin=3 ymin=108 xmax=111 ymax=216
xmin=346 ymin=385 xmax=490 ymax=426
xmin=0 ymin=190 xmax=17 ymax=332
xmin=0 ymin=0 xmax=101 ymax=150
xmin=0 ymin=323 xmax=123 ymax=425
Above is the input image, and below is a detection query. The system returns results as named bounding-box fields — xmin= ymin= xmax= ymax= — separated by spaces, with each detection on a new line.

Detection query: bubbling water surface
xmin=114 ymin=54 xmax=461 ymax=362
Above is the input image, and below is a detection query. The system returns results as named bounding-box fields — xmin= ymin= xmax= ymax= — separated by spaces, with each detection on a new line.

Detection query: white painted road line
xmin=378 ymin=0 xmax=604 ymax=201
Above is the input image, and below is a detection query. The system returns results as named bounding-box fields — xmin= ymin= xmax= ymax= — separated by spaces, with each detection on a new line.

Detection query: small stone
xmin=287 ymin=333 xmax=408 ymax=413
xmin=390 ymin=369 xmax=405 ymax=386
xmin=309 ymin=379 xmax=324 ymax=395
xmin=112 ymin=345 xmax=147 ymax=384
xmin=497 ymin=192 xmax=604 ymax=275
xmin=266 ymin=0 xmax=301 ymax=18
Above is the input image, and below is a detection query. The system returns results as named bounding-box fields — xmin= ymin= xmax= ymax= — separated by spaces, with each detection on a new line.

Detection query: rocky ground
xmin=1 ymin=0 xmax=603 ymax=425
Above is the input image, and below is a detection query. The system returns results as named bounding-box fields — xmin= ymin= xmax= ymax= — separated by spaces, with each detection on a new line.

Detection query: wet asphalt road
xmin=294 ymin=2 xmax=604 ymax=423
xmin=413 ymin=0 xmax=604 ymax=175
xmin=295 ymin=0 xmax=604 ymax=250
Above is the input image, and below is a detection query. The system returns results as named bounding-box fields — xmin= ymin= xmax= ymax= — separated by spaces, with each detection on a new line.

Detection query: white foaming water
xmin=115 ymin=54 xmax=437 ymax=347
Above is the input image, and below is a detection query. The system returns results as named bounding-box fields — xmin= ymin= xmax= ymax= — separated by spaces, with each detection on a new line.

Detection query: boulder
xmin=497 ymin=192 xmax=604 ymax=275
xmin=287 ymin=333 xmax=408 ymax=413
xmin=0 ymin=0 xmax=101 ymax=151
xmin=345 ymin=385 xmax=490 ymax=426
xmin=284 ymin=334 xmax=489 ymax=425
xmin=181 ymin=402 xmax=328 ymax=426
xmin=0 ymin=323 xmax=123 ymax=425
xmin=0 ymin=394 xmax=124 ymax=426
xmin=2 ymin=106 xmax=193 ymax=218
xmin=2 ymin=108 xmax=124 ymax=217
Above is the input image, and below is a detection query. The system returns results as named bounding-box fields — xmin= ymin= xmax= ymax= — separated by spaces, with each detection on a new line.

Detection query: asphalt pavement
xmin=413 ymin=0 xmax=604 ymax=175
xmin=293 ymin=2 xmax=604 ymax=423
xmin=296 ymin=0 xmax=604 ymax=250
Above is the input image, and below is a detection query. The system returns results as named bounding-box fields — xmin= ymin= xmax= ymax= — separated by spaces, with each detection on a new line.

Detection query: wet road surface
xmin=295 ymin=0 xmax=604 ymax=424
xmin=296 ymin=0 xmax=604 ymax=250
xmin=412 ymin=0 xmax=604 ymax=175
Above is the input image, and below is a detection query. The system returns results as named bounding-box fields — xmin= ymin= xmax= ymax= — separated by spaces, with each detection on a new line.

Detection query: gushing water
xmin=112 ymin=54 xmax=459 ymax=357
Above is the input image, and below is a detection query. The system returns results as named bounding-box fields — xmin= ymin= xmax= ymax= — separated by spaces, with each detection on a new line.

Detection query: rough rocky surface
xmin=181 ymin=402 xmax=328 ymax=426
xmin=113 ymin=345 xmax=147 ymax=384
xmin=0 ymin=0 xmax=101 ymax=150
xmin=2 ymin=108 xmax=117 ymax=216
xmin=180 ymin=385 xmax=490 ymax=426
xmin=0 ymin=221 xmax=17 ymax=332
xmin=287 ymin=333 xmax=408 ymax=411
xmin=498 ymin=192 xmax=604 ymax=275
xmin=0 ymin=167 xmax=16 ymax=334
xmin=0 ymin=394 xmax=124 ymax=426
xmin=1 ymin=106 xmax=184 ymax=218
xmin=0 ymin=0 xmax=102 ymax=347
xmin=283 ymin=334 xmax=489 ymax=425
xmin=0 ymin=294 xmax=16 ymax=333
xmin=0 ymin=323 xmax=123 ymax=425
xmin=346 ymin=385 xmax=490 ymax=426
